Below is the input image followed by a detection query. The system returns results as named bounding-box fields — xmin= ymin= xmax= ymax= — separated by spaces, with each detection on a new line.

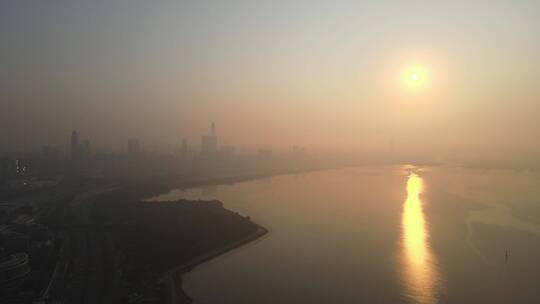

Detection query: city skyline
xmin=2 ymin=1 xmax=540 ymax=163
xmin=3 ymin=2 xmax=540 ymax=304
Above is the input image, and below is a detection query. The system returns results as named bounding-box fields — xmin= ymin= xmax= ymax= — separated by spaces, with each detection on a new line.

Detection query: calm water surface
xmin=151 ymin=166 xmax=540 ymax=303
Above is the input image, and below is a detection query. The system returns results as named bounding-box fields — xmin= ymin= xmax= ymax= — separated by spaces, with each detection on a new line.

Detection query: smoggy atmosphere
xmin=5 ymin=0 xmax=540 ymax=304
xmin=2 ymin=1 xmax=540 ymax=164
xmin=3 ymin=3 xmax=540 ymax=304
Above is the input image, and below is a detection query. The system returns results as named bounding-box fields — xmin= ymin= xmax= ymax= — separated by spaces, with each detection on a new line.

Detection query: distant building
xmin=201 ymin=123 xmax=218 ymax=157
xmin=70 ymin=131 xmax=91 ymax=161
xmin=14 ymin=159 xmax=29 ymax=176
xmin=127 ymin=138 xmax=141 ymax=156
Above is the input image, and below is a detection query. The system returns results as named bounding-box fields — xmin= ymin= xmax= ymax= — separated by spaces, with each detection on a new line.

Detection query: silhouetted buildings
xmin=201 ymin=122 xmax=218 ymax=158
xmin=70 ymin=131 xmax=91 ymax=161
xmin=14 ymin=159 xmax=29 ymax=176
xmin=0 ymin=159 xmax=31 ymax=181
xmin=0 ymin=124 xmax=318 ymax=187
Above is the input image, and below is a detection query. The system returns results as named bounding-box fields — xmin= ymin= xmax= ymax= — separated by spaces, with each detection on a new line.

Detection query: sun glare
xmin=400 ymin=64 xmax=429 ymax=93
xmin=400 ymin=172 xmax=440 ymax=304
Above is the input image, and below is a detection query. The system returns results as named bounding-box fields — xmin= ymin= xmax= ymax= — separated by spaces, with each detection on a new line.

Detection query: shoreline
xmin=144 ymin=163 xmax=360 ymax=201
xmin=151 ymin=164 xmax=363 ymax=303
xmin=152 ymin=165 xmax=352 ymax=303
xmin=162 ymin=225 xmax=269 ymax=304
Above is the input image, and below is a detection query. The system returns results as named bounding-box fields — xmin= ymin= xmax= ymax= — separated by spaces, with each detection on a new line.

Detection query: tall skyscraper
xmin=201 ymin=123 xmax=218 ymax=157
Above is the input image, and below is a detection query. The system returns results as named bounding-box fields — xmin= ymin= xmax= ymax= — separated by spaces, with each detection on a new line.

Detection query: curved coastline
xmin=138 ymin=163 xmax=360 ymax=201
xmin=150 ymin=164 xmax=358 ymax=303
xmin=163 ymin=225 xmax=269 ymax=304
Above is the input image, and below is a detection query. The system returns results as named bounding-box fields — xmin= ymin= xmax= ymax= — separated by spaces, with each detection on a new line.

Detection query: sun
xmin=406 ymin=68 xmax=425 ymax=84
xmin=401 ymin=65 xmax=429 ymax=92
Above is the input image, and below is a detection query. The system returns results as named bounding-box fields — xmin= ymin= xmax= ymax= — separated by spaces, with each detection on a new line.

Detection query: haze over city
xmin=2 ymin=2 xmax=540 ymax=304
xmin=2 ymin=1 xmax=540 ymax=164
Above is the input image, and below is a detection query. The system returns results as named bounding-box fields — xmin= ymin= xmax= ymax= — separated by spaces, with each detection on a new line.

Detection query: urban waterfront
xmin=152 ymin=165 xmax=540 ymax=303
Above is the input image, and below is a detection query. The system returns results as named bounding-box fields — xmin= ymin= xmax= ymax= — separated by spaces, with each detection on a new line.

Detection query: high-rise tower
xmin=201 ymin=122 xmax=218 ymax=157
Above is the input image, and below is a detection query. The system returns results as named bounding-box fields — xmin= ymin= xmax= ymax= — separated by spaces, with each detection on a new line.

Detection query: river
xmin=150 ymin=165 xmax=540 ymax=303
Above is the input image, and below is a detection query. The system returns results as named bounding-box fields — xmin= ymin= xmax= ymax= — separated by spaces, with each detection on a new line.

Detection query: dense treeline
xmin=90 ymin=190 xmax=258 ymax=295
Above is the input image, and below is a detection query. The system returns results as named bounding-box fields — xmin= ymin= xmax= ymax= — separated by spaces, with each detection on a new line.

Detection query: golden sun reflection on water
xmin=400 ymin=173 xmax=440 ymax=304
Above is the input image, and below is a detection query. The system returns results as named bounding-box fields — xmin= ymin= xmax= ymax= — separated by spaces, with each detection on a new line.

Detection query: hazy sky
xmin=1 ymin=1 xmax=540 ymax=160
